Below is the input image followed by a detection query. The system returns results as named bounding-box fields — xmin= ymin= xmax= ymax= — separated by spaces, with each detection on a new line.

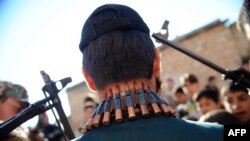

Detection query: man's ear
xmin=82 ymin=68 xmax=97 ymax=91
xmin=153 ymin=48 xmax=161 ymax=78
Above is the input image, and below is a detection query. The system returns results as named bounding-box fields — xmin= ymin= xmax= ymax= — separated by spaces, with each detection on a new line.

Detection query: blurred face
xmin=184 ymin=81 xmax=198 ymax=97
xmin=197 ymin=97 xmax=221 ymax=115
xmin=175 ymin=93 xmax=187 ymax=104
xmin=0 ymin=97 xmax=23 ymax=120
xmin=223 ymin=91 xmax=250 ymax=123
xmin=41 ymin=114 xmax=49 ymax=125
xmin=209 ymin=79 xmax=216 ymax=86
xmin=242 ymin=63 xmax=250 ymax=71
xmin=167 ymin=80 xmax=174 ymax=90
xmin=84 ymin=107 xmax=94 ymax=119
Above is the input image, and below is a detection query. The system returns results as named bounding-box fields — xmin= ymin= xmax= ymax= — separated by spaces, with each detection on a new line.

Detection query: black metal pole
xmin=152 ymin=33 xmax=227 ymax=74
xmin=152 ymin=33 xmax=250 ymax=89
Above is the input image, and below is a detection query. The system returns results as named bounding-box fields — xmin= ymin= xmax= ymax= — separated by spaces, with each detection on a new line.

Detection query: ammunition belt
xmin=79 ymin=87 xmax=176 ymax=134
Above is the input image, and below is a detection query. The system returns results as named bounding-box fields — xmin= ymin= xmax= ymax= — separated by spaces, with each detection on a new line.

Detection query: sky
xmin=0 ymin=0 xmax=244 ymax=127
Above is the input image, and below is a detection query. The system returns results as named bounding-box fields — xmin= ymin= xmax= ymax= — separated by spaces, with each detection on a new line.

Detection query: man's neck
xmin=79 ymin=78 xmax=176 ymax=133
xmin=97 ymin=78 xmax=156 ymax=100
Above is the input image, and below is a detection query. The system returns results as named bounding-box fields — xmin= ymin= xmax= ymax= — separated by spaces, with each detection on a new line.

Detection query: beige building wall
xmin=66 ymin=82 xmax=98 ymax=136
xmin=159 ymin=20 xmax=250 ymax=89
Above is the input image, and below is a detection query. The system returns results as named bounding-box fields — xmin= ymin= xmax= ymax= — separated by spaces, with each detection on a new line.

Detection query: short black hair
xmin=242 ymin=56 xmax=250 ymax=65
xmin=156 ymin=77 xmax=162 ymax=93
xmin=208 ymin=76 xmax=216 ymax=82
xmin=80 ymin=4 xmax=155 ymax=90
xmin=229 ymin=83 xmax=248 ymax=93
xmin=221 ymin=82 xmax=249 ymax=98
xmin=196 ymin=88 xmax=220 ymax=103
xmin=180 ymin=73 xmax=198 ymax=86
xmin=186 ymin=74 xmax=198 ymax=84
xmin=84 ymin=96 xmax=94 ymax=103
xmin=0 ymin=93 xmax=8 ymax=102
xmin=175 ymin=87 xmax=184 ymax=95
xmin=82 ymin=30 xmax=155 ymax=90
xmin=84 ymin=104 xmax=95 ymax=111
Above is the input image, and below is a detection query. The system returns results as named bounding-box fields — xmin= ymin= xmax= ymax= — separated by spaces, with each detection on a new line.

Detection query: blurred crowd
xmin=157 ymin=59 xmax=250 ymax=125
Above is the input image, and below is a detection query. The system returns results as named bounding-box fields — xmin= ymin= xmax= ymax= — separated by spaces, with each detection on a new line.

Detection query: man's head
xmin=241 ymin=56 xmax=250 ymax=71
xmin=180 ymin=73 xmax=199 ymax=97
xmin=37 ymin=113 xmax=49 ymax=129
xmin=83 ymin=102 xmax=97 ymax=120
xmin=79 ymin=4 xmax=160 ymax=91
xmin=208 ymin=76 xmax=216 ymax=85
xmin=221 ymin=83 xmax=250 ymax=124
xmin=174 ymin=87 xmax=188 ymax=104
xmin=196 ymin=88 xmax=221 ymax=115
xmin=0 ymin=81 xmax=29 ymax=121
xmin=166 ymin=78 xmax=175 ymax=90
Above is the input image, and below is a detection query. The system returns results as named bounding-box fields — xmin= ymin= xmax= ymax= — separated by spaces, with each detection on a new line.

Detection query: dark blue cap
xmin=79 ymin=4 xmax=150 ymax=52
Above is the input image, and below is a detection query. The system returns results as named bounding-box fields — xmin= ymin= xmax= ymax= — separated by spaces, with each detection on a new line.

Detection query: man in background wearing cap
xmin=0 ymin=81 xmax=29 ymax=121
xmin=73 ymin=4 xmax=223 ymax=141
xmin=179 ymin=73 xmax=201 ymax=120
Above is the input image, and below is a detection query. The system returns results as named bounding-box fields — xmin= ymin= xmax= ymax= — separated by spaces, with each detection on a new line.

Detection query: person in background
xmin=83 ymin=96 xmax=98 ymax=108
xmin=221 ymin=82 xmax=250 ymax=124
xmin=180 ymin=73 xmax=200 ymax=101
xmin=195 ymin=88 xmax=235 ymax=125
xmin=174 ymin=86 xmax=196 ymax=119
xmin=241 ymin=57 xmax=250 ymax=71
xmin=196 ymin=88 xmax=222 ymax=115
xmin=0 ymin=81 xmax=29 ymax=121
xmin=160 ymin=77 xmax=177 ymax=107
xmin=82 ymin=96 xmax=98 ymax=123
xmin=78 ymin=97 xmax=97 ymax=133
xmin=179 ymin=73 xmax=201 ymax=119
xmin=72 ymin=4 xmax=223 ymax=141
xmin=36 ymin=112 xmax=65 ymax=141
xmin=205 ymin=76 xmax=219 ymax=92
xmin=82 ymin=102 xmax=96 ymax=123
xmin=175 ymin=87 xmax=188 ymax=106
xmin=28 ymin=128 xmax=46 ymax=141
